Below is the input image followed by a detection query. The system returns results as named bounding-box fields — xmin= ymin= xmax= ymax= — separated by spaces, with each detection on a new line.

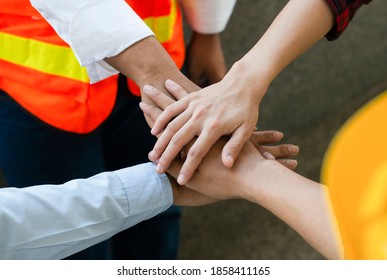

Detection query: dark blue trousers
xmin=0 ymin=74 xmax=181 ymax=259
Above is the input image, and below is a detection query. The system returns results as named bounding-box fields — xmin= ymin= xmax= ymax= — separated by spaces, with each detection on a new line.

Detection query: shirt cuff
xmin=324 ymin=0 xmax=372 ymax=40
xmin=67 ymin=0 xmax=154 ymax=82
xmin=180 ymin=0 xmax=236 ymax=34
xmin=113 ymin=163 xmax=173 ymax=229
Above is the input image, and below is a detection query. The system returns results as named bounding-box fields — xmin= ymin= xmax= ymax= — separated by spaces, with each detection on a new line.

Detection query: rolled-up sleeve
xmin=0 ymin=163 xmax=173 ymax=260
xmin=179 ymin=0 xmax=237 ymax=34
xmin=324 ymin=0 xmax=373 ymax=40
xmin=30 ymin=0 xmax=154 ymax=83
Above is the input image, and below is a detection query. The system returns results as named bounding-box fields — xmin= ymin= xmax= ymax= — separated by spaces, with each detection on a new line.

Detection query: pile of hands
xmin=140 ymin=80 xmax=299 ymax=207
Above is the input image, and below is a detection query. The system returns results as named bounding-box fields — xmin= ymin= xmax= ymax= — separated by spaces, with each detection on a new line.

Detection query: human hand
xmin=169 ymin=174 xmax=218 ymax=206
xmin=186 ymin=32 xmax=227 ymax=87
xmin=143 ymin=78 xmax=264 ymax=185
xmin=104 ymin=36 xmax=201 ymax=129
xmin=168 ymin=136 xmax=266 ymax=201
xmin=140 ymin=94 xmax=266 ymax=202
xmin=176 ymin=130 xmax=299 ymax=170
xmin=251 ymin=130 xmax=299 ymax=170
xmin=140 ymin=85 xmax=298 ymax=170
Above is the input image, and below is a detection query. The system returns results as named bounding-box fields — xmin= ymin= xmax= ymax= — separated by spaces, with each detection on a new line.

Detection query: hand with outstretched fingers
xmin=140 ymin=83 xmax=299 ymax=175
xmin=143 ymin=78 xmax=261 ymax=185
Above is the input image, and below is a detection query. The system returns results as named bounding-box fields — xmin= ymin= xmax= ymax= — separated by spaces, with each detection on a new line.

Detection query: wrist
xmin=226 ymin=59 xmax=270 ymax=102
xmin=191 ymin=32 xmax=222 ymax=44
xmin=236 ymin=158 xmax=275 ymax=204
xmin=166 ymin=173 xmax=179 ymax=204
xmin=138 ymin=70 xmax=200 ymax=96
xmin=105 ymin=36 xmax=179 ymax=86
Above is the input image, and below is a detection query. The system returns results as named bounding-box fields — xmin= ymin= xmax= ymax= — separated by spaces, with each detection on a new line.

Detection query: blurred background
xmin=1 ymin=0 xmax=386 ymax=259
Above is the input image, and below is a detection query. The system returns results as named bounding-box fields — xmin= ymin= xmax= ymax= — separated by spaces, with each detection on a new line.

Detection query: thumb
xmin=221 ymin=126 xmax=251 ymax=168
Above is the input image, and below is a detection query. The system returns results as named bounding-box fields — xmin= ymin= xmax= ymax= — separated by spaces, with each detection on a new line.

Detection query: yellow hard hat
xmin=321 ymin=91 xmax=387 ymax=260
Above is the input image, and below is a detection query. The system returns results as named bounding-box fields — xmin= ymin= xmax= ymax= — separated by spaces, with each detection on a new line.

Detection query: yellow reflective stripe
xmin=143 ymin=0 xmax=177 ymax=43
xmin=0 ymin=32 xmax=89 ymax=83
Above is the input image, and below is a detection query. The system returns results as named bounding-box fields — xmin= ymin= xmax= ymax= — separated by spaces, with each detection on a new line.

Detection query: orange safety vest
xmin=0 ymin=0 xmax=185 ymax=134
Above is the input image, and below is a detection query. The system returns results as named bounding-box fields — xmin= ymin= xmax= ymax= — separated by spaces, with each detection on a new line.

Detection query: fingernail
xmin=165 ymin=79 xmax=174 ymax=87
xmin=143 ymin=84 xmax=152 ymax=94
xmin=148 ymin=150 xmax=156 ymax=161
xmin=288 ymin=160 xmax=298 ymax=168
xmin=177 ymin=174 xmax=185 ymax=185
xmin=288 ymin=145 xmax=299 ymax=153
xmin=273 ymin=132 xmax=283 ymax=141
xmin=226 ymin=154 xmax=234 ymax=165
xmin=150 ymin=128 xmax=156 ymax=135
xmin=263 ymin=151 xmax=275 ymax=160
xmin=155 ymin=164 xmax=163 ymax=173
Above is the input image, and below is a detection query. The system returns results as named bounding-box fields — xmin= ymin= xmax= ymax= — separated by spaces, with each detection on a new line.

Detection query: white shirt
xmin=0 ymin=163 xmax=173 ymax=260
xmin=29 ymin=0 xmax=236 ymax=83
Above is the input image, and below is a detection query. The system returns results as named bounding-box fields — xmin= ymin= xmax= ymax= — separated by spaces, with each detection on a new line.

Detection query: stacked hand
xmin=144 ymin=79 xmax=262 ymax=185
xmin=140 ymin=83 xmax=299 ymax=206
xmin=140 ymin=83 xmax=343 ymax=261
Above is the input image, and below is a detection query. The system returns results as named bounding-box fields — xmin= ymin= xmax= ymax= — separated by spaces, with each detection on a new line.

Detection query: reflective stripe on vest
xmin=0 ymin=0 xmax=185 ymax=133
xmin=0 ymin=32 xmax=89 ymax=83
xmin=127 ymin=0 xmax=185 ymax=95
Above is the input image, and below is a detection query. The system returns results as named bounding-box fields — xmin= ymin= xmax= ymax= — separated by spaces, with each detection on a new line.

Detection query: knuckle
xmin=164 ymin=105 xmax=175 ymax=115
xmin=158 ymin=157 xmax=171 ymax=169
xmin=265 ymin=131 xmax=274 ymax=141
xmin=152 ymin=147 xmax=167 ymax=159
xmin=187 ymin=147 xmax=204 ymax=160
xmin=226 ymin=141 xmax=244 ymax=154
xmin=160 ymin=147 xmax=179 ymax=163
xmin=280 ymin=145 xmax=289 ymax=154
xmin=227 ymin=145 xmax=240 ymax=155
xmin=153 ymin=146 xmax=163 ymax=155
xmin=151 ymin=88 xmax=161 ymax=98
xmin=192 ymin=106 xmax=209 ymax=119
xmin=166 ymin=121 xmax=180 ymax=133
xmin=207 ymin=120 xmax=220 ymax=131
xmin=240 ymin=128 xmax=252 ymax=140
xmin=169 ymin=136 xmax=184 ymax=151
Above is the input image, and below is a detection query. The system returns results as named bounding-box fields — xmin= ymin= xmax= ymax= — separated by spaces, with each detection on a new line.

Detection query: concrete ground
xmin=177 ymin=0 xmax=387 ymax=259
xmin=1 ymin=0 xmax=386 ymax=260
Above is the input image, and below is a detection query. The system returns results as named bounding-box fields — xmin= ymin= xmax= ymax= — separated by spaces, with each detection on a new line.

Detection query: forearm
xmin=225 ymin=0 xmax=334 ymax=100
xmin=106 ymin=36 xmax=199 ymax=93
xmin=325 ymin=0 xmax=373 ymax=40
xmin=243 ymin=160 xmax=343 ymax=259
xmin=0 ymin=163 xmax=172 ymax=260
xmin=105 ymin=36 xmax=199 ymax=126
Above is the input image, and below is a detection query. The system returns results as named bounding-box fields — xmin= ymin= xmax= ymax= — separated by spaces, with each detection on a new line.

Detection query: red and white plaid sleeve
xmin=324 ymin=0 xmax=373 ymax=40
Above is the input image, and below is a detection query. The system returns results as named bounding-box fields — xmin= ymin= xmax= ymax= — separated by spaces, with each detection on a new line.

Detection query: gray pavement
xmin=177 ymin=0 xmax=387 ymax=259
xmin=1 ymin=0 xmax=386 ymax=259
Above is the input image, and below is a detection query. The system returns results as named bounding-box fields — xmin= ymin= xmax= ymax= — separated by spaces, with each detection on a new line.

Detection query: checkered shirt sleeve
xmin=324 ymin=0 xmax=373 ymax=40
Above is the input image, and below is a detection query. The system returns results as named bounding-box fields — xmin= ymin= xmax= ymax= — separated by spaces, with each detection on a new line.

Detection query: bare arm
xmin=165 ymin=134 xmax=343 ymax=260
xmin=105 ymin=36 xmax=200 ymax=127
xmin=147 ymin=0 xmax=335 ymax=186
xmin=170 ymin=139 xmax=343 ymax=260
xmin=227 ymin=0 xmax=334 ymax=94
xmin=141 ymin=85 xmax=343 ymax=260
xmin=186 ymin=32 xmax=227 ymax=87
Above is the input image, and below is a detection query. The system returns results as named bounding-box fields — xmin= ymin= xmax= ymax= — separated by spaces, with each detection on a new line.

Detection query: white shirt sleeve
xmin=0 ymin=163 xmax=173 ymax=260
xmin=29 ymin=0 xmax=155 ymax=83
xmin=179 ymin=0 xmax=237 ymax=34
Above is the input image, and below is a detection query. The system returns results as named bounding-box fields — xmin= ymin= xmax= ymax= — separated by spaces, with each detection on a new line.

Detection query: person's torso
xmin=0 ymin=0 xmax=185 ymax=133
